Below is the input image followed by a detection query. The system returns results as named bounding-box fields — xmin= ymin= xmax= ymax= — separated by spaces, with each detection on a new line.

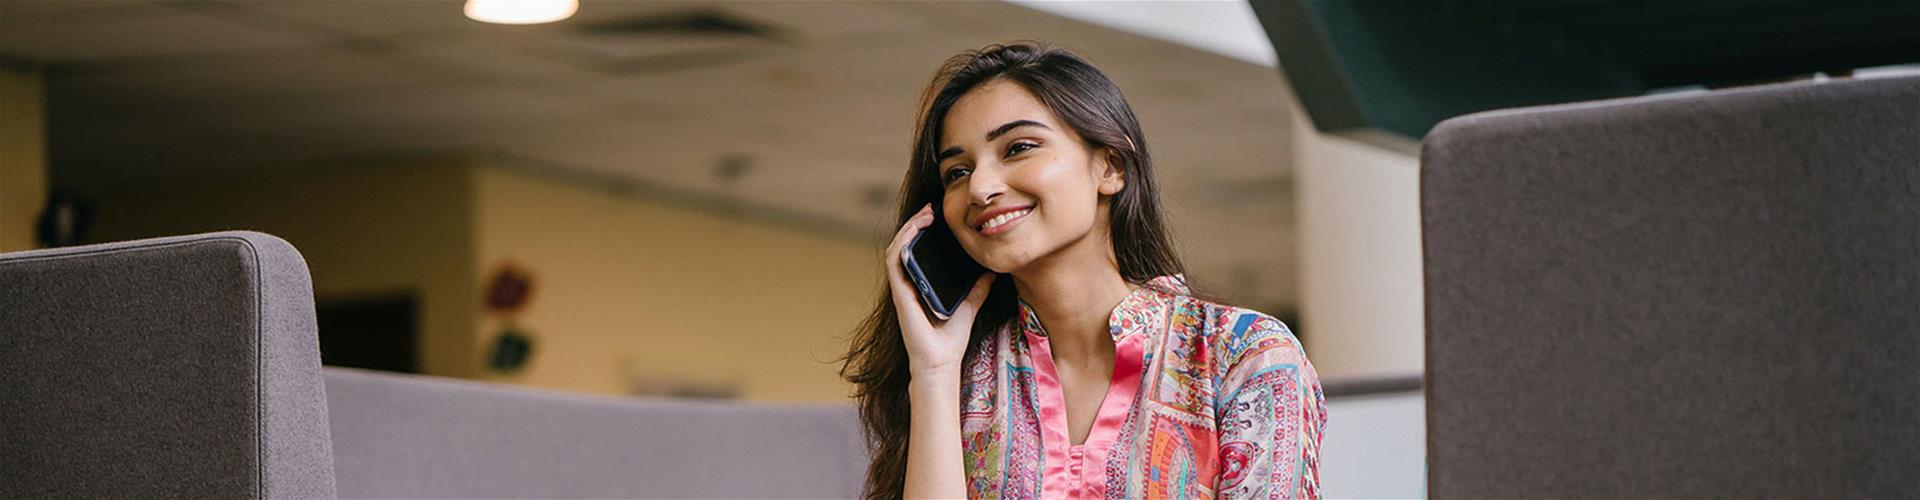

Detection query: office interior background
xmin=4 ymin=1 xmax=1917 ymax=498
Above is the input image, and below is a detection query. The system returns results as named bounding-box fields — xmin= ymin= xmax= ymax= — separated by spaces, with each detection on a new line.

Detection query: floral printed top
xmin=959 ymin=274 xmax=1327 ymax=499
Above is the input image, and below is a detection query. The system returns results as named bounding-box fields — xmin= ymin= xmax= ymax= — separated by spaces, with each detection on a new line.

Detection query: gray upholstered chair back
xmin=1422 ymin=75 xmax=1920 ymax=498
xmin=0 ymin=232 xmax=336 ymax=498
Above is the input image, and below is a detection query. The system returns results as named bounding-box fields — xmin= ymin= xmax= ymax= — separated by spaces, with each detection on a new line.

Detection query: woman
xmin=841 ymin=42 xmax=1327 ymax=499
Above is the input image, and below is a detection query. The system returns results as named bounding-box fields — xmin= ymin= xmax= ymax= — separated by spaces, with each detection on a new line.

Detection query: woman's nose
xmin=966 ymin=163 xmax=1005 ymax=205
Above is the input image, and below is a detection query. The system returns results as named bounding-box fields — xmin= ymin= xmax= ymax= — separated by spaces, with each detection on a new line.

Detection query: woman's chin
xmin=978 ymin=251 xmax=1036 ymax=275
xmin=969 ymin=238 xmax=1047 ymax=275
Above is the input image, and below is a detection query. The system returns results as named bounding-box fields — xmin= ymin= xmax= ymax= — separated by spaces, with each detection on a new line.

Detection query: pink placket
xmin=1023 ymin=326 xmax=1146 ymax=499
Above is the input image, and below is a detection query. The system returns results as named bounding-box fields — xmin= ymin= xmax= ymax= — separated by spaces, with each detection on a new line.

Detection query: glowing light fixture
xmin=464 ymin=0 xmax=578 ymax=25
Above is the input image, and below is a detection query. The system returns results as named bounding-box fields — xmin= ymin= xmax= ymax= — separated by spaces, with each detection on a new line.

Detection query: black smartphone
xmin=900 ymin=219 xmax=989 ymax=321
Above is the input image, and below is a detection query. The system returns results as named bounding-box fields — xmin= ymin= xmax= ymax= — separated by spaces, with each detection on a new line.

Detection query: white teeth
xmin=981 ymin=209 xmax=1031 ymax=231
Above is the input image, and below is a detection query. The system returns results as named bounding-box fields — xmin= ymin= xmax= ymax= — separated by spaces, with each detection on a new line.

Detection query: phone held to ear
xmin=900 ymin=220 xmax=989 ymax=321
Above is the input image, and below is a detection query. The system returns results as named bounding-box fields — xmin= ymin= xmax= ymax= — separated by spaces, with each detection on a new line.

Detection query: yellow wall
xmin=81 ymin=158 xmax=879 ymax=402
xmin=86 ymin=163 xmax=480 ymax=378
xmin=472 ymin=165 xmax=877 ymax=402
xmin=0 ymin=67 xmax=47 ymax=253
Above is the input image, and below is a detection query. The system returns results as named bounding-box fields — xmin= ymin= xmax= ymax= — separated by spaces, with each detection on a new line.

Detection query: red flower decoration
xmin=486 ymin=263 xmax=534 ymax=313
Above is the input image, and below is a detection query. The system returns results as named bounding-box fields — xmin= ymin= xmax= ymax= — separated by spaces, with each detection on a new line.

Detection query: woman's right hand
xmin=886 ymin=203 xmax=998 ymax=378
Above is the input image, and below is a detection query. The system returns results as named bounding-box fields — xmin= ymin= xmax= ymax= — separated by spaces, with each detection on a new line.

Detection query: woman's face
xmin=936 ymin=79 xmax=1125 ymax=274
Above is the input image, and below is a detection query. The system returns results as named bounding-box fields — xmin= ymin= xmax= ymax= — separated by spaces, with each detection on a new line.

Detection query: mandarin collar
xmin=1017 ymin=274 xmax=1189 ymax=342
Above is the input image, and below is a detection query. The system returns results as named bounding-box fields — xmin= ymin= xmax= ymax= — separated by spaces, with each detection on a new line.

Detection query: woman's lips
xmin=977 ymin=208 xmax=1031 ymax=237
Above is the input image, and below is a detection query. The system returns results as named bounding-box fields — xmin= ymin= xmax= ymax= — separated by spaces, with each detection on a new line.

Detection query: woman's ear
xmin=1096 ymin=149 xmax=1126 ymax=196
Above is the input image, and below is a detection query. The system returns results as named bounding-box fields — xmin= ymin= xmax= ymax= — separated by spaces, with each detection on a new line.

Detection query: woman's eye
xmin=1005 ymin=141 xmax=1037 ymax=157
xmin=943 ymin=167 xmax=970 ymax=184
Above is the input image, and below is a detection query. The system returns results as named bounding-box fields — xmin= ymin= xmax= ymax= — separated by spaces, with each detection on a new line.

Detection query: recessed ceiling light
xmin=465 ymin=0 xmax=578 ymax=25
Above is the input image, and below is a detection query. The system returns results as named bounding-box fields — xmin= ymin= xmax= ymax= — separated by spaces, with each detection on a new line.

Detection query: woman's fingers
xmin=949 ymin=272 xmax=997 ymax=323
xmin=886 ymin=205 xmax=933 ymax=263
xmin=886 ymin=204 xmax=936 ymax=320
xmin=885 ymin=205 xmax=933 ymax=278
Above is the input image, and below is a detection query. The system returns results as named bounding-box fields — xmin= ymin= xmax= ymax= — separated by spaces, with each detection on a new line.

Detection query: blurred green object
xmin=488 ymin=327 xmax=533 ymax=373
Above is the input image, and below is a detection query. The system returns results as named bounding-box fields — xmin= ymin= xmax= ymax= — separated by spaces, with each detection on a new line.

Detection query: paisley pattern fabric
xmin=959 ymin=274 xmax=1327 ymax=499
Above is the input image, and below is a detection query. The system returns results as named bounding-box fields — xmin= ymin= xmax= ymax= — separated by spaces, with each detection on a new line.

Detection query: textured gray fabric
xmin=323 ymin=367 xmax=867 ymax=499
xmin=0 ymin=231 xmax=337 ymax=499
xmin=1422 ymin=75 xmax=1920 ymax=498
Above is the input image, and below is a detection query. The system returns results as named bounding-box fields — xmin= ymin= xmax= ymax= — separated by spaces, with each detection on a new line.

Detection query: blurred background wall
xmin=469 ymin=163 xmax=877 ymax=400
xmin=1 ymin=66 xmax=47 ymax=253
xmin=1293 ymin=130 xmax=1422 ymax=381
xmin=75 ymin=156 xmax=881 ymax=400
xmin=85 ymin=162 xmax=481 ymax=377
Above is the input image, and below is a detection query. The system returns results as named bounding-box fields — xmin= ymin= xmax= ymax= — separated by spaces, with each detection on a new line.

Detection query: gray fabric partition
xmin=1422 ymin=75 xmax=1920 ymax=498
xmin=323 ymin=366 xmax=867 ymax=499
xmin=0 ymin=232 xmax=337 ymax=498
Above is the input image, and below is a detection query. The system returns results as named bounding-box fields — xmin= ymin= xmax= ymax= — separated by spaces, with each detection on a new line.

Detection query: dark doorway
xmin=316 ymin=293 xmax=418 ymax=374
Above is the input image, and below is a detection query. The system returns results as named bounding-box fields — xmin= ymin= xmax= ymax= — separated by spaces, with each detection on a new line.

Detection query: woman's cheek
xmin=1021 ymin=158 xmax=1095 ymax=228
xmin=1029 ymin=151 xmax=1095 ymax=198
xmin=942 ymin=193 xmax=969 ymax=231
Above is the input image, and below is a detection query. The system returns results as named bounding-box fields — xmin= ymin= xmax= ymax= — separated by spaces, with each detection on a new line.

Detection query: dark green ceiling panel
xmin=1251 ymin=0 xmax=1920 ymax=139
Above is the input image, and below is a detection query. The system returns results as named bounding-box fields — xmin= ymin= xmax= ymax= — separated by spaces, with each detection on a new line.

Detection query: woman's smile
xmin=976 ymin=206 xmax=1033 ymax=237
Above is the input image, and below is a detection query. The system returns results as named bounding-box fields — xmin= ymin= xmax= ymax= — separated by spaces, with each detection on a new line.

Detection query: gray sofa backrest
xmin=1422 ymin=75 xmax=1920 ymax=498
xmin=0 ymin=231 xmax=336 ymax=498
xmin=323 ymin=367 xmax=867 ymax=498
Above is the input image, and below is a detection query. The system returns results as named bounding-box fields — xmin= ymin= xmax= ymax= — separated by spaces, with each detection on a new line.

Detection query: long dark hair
xmin=837 ymin=41 xmax=1188 ymax=500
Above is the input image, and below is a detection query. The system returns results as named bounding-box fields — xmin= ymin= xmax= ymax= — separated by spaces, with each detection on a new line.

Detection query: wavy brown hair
xmin=837 ymin=42 xmax=1189 ymax=499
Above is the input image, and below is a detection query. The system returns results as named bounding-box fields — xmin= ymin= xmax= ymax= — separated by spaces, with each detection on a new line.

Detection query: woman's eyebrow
xmin=986 ymin=119 xmax=1049 ymax=141
xmin=938 ymin=119 xmax=1051 ymax=161
xmin=937 ymin=146 xmax=965 ymax=162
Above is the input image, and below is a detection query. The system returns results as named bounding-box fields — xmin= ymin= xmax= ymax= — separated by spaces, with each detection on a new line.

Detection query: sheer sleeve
xmin=1213 ymin=311 xmax=1328 ymax=499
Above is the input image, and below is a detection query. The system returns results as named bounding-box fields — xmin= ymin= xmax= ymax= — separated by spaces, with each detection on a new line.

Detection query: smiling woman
xmin=839 ymin=42 xmax=1328 ymax=499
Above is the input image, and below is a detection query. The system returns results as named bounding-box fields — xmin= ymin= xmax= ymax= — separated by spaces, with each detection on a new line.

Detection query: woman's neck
xmin=1011 ymin=240 xmax=1136 ymax=368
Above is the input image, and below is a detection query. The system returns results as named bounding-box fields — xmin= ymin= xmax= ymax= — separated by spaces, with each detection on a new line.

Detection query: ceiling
xmin=1452 ymin=0 xmax=1920 ymax=88
xmin=0 ymin=0 xmax=1302 ymax=311
xmin=1253 ymin=0 xmax=1920 ymax=138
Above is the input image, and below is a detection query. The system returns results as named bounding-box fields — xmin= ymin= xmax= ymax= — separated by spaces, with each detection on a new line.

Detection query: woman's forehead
xmin=941 ymin=81 xmax=1060 ymax=145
